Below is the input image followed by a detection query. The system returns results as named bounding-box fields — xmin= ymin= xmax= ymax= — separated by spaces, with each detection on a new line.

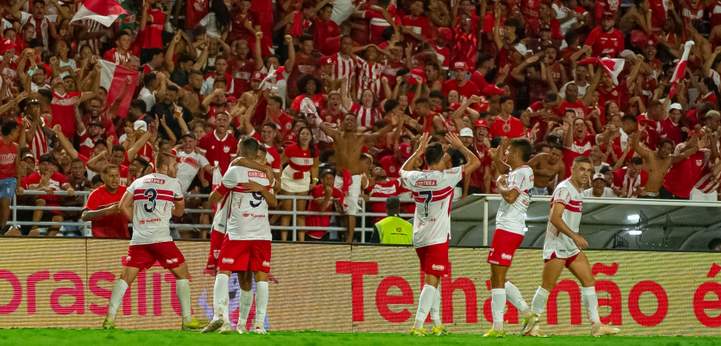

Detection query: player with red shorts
xmin=204 ymin=138 xmax=277 ymax=335
xmin=400 ymin=133 xmax=479 ymax=336
xmin=484 ymin=139 xmax=535 ymax=337
xmin=523 ymin=157 xmax=620 ymax=337
xmin=102 ymin=153 xmax=205 ymax=330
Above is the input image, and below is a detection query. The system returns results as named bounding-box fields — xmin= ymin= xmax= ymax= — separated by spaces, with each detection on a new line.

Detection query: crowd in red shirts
xmin=1 ymin=0 xmax=721 ymax=240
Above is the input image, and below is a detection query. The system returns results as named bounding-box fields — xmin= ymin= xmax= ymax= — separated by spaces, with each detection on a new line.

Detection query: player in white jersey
xmin=175 ymin=133 xmax=212 ymax=193
xmin=102 ymin=153 xmax=205 ymax=331
xmin=523 ymin=156 xmax=620 ymax=337
xmin=400 ymin=133 xmax=480 ymax=336
xmin=204 ymin=138 xmax=277 ymax=335
xmin=484 ymin=139 xmax=535 ymax=337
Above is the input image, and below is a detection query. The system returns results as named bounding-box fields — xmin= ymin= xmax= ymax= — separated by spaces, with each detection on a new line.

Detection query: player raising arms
xmin=522 ymin=156 xmax=620 ymax=337
xmin=401 ymin=133 xmax=480 ymax=336
xmin=484 ymin=139 xmax=535 ymax=337
xmin=102 ymin=152 xmax=206 ymax=330
xmin=204 ymin=138 xmax=277 ymax=334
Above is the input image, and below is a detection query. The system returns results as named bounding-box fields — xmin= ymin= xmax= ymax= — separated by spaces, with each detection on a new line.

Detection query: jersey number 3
xmin=143 ymin=188 xmax=158 ymax=212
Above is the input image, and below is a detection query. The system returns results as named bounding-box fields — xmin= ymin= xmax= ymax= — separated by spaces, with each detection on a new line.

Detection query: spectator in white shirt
xmin=583 ymin=173 xmax=617 ymax=198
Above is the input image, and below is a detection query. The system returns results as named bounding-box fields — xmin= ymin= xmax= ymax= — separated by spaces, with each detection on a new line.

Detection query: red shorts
xmin=415 ymin=242 xmax=450 ymax=278
xmin=218 ymin=239 xmax=272 ymax=273
xmin=544 ymin=252 xmax=579 ymax=268
xmin=487 ymin=229 xmax=524 ymax=267
xmin=205 ymin=230 xmax=226 ymax=274
xmin=125 ymin=242 xmax=185 ymax=270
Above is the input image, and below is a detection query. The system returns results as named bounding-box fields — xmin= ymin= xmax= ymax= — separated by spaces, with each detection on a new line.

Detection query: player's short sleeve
xmin=84 ymin=189 xmax=99 ymax=210
xmin=442 ymin=166 xmax=463 ymax=187
xmin=221 ymin=166 xmax=247 ymax=189
xmin=126 ymin=179 xmax=138 ymax=194
xmin=400 ymin=170 xmax=423 ymax=190
xmin=552 ymin=186 xmax=572 ymax=206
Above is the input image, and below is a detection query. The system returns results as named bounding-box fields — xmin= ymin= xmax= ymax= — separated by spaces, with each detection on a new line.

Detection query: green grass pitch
xmin=0 ymin=329 xmax=719 ymax=346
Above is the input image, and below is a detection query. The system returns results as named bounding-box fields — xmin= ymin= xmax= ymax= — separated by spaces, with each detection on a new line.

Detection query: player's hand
xmin=572 ymin=234 xmax=589 ymax=249
xmin=241 ymin=181 xmax=266 ymax=192
xmin=444 ymin=132 xmax=465 ymax=149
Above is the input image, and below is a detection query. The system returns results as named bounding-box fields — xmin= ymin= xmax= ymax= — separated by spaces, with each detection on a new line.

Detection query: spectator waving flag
xmin=578 ymin=57 xmax=625 ymax=85
xmin=98 ymin=59 xmax=138 ymax=117
xmin=668 ymin=41 xmax=695 ymax=99
xmin=70 ymin=0 xmax=127 ymax=27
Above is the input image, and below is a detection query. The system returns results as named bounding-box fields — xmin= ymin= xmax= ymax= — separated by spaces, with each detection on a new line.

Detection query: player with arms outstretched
xmin=401 ymin=133 xmax=480 ymax=336
xmin=204 ymin=138 xmax=277 ymax=334
xmin=102 ymin=153 xmax=205 ymax=330
xmin=484 ymin=139 xmax=535 ymax=337
xmin=522 ymin=156 xmax=620 ymax=337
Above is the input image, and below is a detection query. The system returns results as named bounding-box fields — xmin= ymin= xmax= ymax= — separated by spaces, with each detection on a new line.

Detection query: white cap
xmin=669 ymin=103 xmax=683 ymax=111
xmin=133 ymin=120 xmax=147 ymax=131
xmin=459 ymin=127 xmax=474 ymax=137
xmin=592 ymin=173 xmax=606 ymax=182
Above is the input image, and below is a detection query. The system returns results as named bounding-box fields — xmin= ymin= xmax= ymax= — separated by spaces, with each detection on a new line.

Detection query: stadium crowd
xmin=1 ymin=0 xmax=721 ymax=241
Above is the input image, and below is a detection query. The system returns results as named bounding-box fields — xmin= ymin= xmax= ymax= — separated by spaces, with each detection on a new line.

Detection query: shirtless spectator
xmin=631 ymin=131 xmax=699 ymax=199
xmin=529 ymin=144 xmax=565 ymax=195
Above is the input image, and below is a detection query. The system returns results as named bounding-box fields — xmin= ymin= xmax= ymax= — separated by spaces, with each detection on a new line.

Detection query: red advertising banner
xmin=0 ymin=239 xmax=719 ymax=335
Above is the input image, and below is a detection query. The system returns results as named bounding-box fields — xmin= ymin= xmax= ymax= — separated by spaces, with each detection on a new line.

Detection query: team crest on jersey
xmin=213 ymin=250 xmax=221 ymax=259
xmin=696 ymin=160 xmax=703 ymax=166
xmin=223 ymin=146 xmax=230 ymax=153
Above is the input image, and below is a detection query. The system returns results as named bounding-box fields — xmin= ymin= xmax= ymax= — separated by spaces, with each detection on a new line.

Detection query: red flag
xmin=98 ymin=59 xmax=138 ymax=118
xmin=668 ymin=41 xmax=695 ymax=99
xmin=70 ymin=0 xmax=127 ymax=27
xmin=578 ymin=57 xmax=624 ymax=85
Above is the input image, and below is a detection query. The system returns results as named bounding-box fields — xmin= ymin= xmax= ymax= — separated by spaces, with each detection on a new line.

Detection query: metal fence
xmin=10 ymin=190 xmax=415 ymax=243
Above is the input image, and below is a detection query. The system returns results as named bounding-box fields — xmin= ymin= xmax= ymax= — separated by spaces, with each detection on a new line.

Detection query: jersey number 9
xmin=249 ymin=192 xmax=264 ymax=208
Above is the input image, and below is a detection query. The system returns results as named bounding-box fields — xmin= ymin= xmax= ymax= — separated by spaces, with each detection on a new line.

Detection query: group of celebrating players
xmin=98 ymin=132 xmax=620 ymax=337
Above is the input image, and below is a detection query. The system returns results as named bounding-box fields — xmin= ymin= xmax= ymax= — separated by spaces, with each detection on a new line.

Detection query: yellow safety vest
xmin=375 ymin=216 xmax=413 ymax=245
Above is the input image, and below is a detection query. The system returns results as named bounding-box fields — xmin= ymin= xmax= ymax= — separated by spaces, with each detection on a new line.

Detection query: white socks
xmin=414 ymin=284 xmax=437 ymax=329
xmin=582 ymin=286 xmax=601 ymax=324
xmin=531 ymin=287 xmax=549 ymax=315
xmin=429 ymin=285 xmax=441 ymax=327
xmin=212 ymin=274 xmax=230 ymax=322
xmin=491 ymin=288 xmax=506 ymax=330
xmin=238 ymin=289 xmax=253 ymax=330
xmin=107 ymin=279 xmax=129 ymax=320
xmin=505 ymin=281 xmax=529 ymax=314
xmin=254 ymin=281 xmax=269 ymax=329
xmin=176 ymin=279 xmax=192 ymax=323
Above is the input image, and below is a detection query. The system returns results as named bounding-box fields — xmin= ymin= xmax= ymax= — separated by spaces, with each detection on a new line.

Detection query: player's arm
xmin=243 ymin=181 xmax=277 ymax=208
xmin=400 ymin=132 xmax=431 ymax=173
xmin=446 ymin=132 xmax=480 ymax=176
xmin=231 ymin=156 xmax=274 ymax=179
xmin=172 ymin=198 xmax=185 ymax=217
xmin=118 ymin=190 xmax=134 ymax=221
xmin=81 ymin=203 xmax=120 ymax=221
xmin=549 ymin=201 xmax=588 ymax=249
xmin=496 ymin=175 xmax=520 ymax=204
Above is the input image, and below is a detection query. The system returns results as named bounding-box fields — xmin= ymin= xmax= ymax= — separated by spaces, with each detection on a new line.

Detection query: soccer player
xmin=204 ymin=138 xmax=277 ymax=334
xmin=484 ymin=139 xmax=535 ymax=337
xmin=401 ymin=132 xmax=480 ymax=336
xmin=82 ymin=165 xmax=129 ymax=239
xmin=102 ymin=153 xmax=205 ymax=330
xmin=522 ymin=156 xmax=620 ymax=337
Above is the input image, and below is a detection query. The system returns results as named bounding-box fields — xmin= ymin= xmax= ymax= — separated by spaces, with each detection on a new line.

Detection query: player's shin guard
xmin=254 ymin=281 xmax=269 ymax=329
xmin=505 ymin=281 xmax=530 ymax=314
xmin=429 ymin=284 xmax=442 ymax=327
xmin=491 ymin=288 xmax=506 ymax=330
xmin=581 ymin=286 xmax=601 ymax=325
xmin=176 ymin=279 xmax=192 ymax=323
xmin=531 ymin=287 xmax=549 ymax=315
xmin=414 ymin=285 xmax=437 ymax=329
xmin=107 ymin=279 xmax=129 ymax=320
xmin=238 ymin=289 xmax=253 ymax=329
xmin=213 ymin=274 xmax=230 ymax=322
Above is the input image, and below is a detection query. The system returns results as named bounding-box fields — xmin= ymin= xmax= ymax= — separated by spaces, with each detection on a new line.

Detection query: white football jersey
xmin=127 ymin=173 xmax=183 ymax=245
xmin=496 ymin=166 xmax=534 ymax=235
xmin=211 ymin=193 xmax=231 ymax=234
xmin=176 ymin=150 xmax=210 ymax=193
xmin=400 ymin=166 xmax=463 ymax=248
xmin=222 ymin=165 xmax=273 ymax=241
xmin=543 ymin=178 xmax=584 ymax=259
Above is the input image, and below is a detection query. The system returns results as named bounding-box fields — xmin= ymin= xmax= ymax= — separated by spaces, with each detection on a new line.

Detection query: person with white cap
xmin=582 ymin=173 xmax=616 ymax=198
